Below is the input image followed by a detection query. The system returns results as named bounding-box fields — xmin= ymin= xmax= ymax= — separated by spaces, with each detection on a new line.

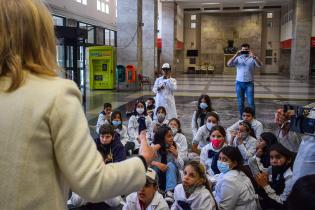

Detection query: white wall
xmin=176 ymin=5 xmax=184 ymax=42
xmin=280 ymin=10 xmax=293 ymax=41
xmin=157 ymin=0 xmax=162 ymax=38
xmin=46 ymin=0 xmax=117 ymax=30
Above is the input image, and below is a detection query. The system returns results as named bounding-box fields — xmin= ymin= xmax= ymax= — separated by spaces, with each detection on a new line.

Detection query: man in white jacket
xmin=123 ymin=168 xmax=169 ymax=210
xmin=153 ymin=63 xmax=177 ymax=120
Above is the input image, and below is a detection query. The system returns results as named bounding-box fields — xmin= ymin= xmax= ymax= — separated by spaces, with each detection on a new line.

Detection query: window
xmin=191 ymin=14 xmax=196 ymax=21
xmin=53 ymin=15 xmax=65 ymax=26
xmin=191 ymin=22 xmax=196 ymax=29
xmin=79 ymin=22 xmax=95 ymax=44
xmin=97 ymin=0 xmax=110 ymax=14
xmin=105 ymin=29 xmax=110 ymax=45
xmin=110 ymin=30 xmax=115 ymax=46
xmin=267 ymin=12 xmax=273 ymax=19
xmin=75 ymin=0 xmax=87 ymax=5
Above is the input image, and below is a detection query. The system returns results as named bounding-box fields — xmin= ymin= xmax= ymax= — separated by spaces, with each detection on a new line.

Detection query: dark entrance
xmin=55 ymin=26 xmax=88 ymax=111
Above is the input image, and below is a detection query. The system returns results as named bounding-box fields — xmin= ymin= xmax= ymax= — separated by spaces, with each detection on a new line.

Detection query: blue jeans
xmin=152 ymin=162 xmax=178 ymax=191
xmin=166 ymin=162 xmax=177 ymax=191
xmin=236 ymin=81 xmax=255 ymax=118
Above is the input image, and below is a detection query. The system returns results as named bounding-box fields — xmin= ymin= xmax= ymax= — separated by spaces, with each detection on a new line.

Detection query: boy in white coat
xmin=123 ymin=168 xmax=169 ymax=210
xmin=153 ymin=63 xmax=177 ymax=120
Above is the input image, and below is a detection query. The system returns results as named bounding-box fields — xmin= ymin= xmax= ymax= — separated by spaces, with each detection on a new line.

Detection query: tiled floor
xmin=86 ymin=74 xmax=315 ymax=143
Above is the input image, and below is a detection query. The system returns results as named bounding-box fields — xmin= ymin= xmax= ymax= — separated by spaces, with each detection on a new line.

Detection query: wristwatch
xmin=253 ymin=56 xmax=257 ymax=59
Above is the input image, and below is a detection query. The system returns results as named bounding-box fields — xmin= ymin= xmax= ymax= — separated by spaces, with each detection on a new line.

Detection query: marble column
xmin=161 ymin=1 xmax=176 ymax=69
xmin=290 ymin=0 xmax=313 ymax=80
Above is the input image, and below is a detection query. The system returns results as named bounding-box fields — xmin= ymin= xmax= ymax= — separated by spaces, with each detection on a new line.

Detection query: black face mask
xmin=241 ymin=50 xmax=249 ymax=55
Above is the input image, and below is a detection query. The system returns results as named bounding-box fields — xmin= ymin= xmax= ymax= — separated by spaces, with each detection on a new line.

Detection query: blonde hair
xmin=0 ymin=0 xmax=58 ymax=92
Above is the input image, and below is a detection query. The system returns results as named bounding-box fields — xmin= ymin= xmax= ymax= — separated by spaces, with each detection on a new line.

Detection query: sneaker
xmin=164 ymin=191 xmax=174 ymax=206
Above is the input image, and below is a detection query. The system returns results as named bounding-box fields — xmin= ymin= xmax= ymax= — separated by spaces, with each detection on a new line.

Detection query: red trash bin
xmin=126 ymin=65 xmax=136 ymax=83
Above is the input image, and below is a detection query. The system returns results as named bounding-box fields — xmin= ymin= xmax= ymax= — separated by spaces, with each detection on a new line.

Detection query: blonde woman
xmin=0 ymin=1 xmax=159 ymax=210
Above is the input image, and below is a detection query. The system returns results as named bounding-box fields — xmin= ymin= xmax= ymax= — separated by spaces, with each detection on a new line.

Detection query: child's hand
xmin=236 ymin=131 xmax=243 ymax=144
xmin=255 ymin=172 xmax=268 ymax=187
xmin=256 ymin=148 xmax=264 ymax=157
xmin=167 ymin=145 xmax=178 ymax=158
xmin=156 ymin=162 xmax=168 ymax=172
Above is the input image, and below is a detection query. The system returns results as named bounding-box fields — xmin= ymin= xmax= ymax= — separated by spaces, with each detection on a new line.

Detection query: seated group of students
xmin=68 ymin=94 xmax=308 ymax=210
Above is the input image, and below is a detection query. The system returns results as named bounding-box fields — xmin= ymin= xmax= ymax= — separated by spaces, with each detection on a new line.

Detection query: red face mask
xmin=211 ymin=139 xmax=224 ymax=149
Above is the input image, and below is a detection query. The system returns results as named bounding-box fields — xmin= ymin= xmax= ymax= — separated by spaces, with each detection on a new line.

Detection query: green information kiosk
xmin=88 ymin=46 xmax=116 ymax=90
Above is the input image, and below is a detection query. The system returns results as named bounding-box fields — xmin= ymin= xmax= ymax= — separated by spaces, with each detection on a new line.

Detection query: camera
xmin=283 ymin=103 xmax=315 ymax=136
xmin=241 ymin=50 xmax=249 ymax=55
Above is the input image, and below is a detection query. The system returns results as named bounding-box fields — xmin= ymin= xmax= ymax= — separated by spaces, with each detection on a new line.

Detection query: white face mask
xmin=171 ymin=127 xmax=178 ymax=136
xmin=206 ymin=122 xmax=214 ymax=130
xmin=136 ymin=108 xmax=145 ymax=115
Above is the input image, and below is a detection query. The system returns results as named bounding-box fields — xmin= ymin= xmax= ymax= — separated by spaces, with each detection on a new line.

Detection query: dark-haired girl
xmin=191 ymin=94 xmax=214 ymax=139
xmin=111 ymin=111 xmax=129 ymax=146
xmin=151 ymin=125 xmax=184 ymax=198
xmin=192 ymin=112 xmax=220 ymax=155
xmin=215 ymin=146 xmax=258 ymax=210
xmin=230 ymin=121 xmax=257 ymax=165
xmin=255 ymin=144 xmax=293 ymax=210
xmin=150 ymin=106 xmax=169 ymax=142
xmin=249 ymin=132 xmax=278 ymax=176
xmin=200 ymin=125 xmax=227 ymax=178
xmin=171 ymin=161 xmax=217 ymax=210
xmin=127 ymin=101 xmax=152 ymax=152
xmin=169 ymin=118 xmax=188 ymax=159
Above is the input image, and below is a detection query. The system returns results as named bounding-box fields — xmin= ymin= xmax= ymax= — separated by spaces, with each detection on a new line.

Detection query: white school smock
xmin=171 ymin=184 xmax=217 ymax=210
xmin=215 ymin=170 xmax=258 ymax=210
xmin=123 ymin=191 xmax=169 ymax=210
xmin=231 ymin=135 xmax=257 ymax=165
xmin=200 ymin=143 xmax=227 ymax=176
xmin=152 ymin=76 xmax=177 ymax=120
xmin=192 ymin=125 xmax=211 ymax=149
xmin=127 ymin=115 xmax=152 ymax=149
xmin=115 ymin=125 xmax=129 ymax=146
xmin=96 ymin=113 xmax=111 ymax=134
xmin=226 ymin=119 xmax=263 ymax=143
xmin=173 ymin=132 xmax=188 ymax=160
xmin=263 ymin=167 xmax=293 ymax=204
xmin=68 ymin=192 xmax=123 ymax=208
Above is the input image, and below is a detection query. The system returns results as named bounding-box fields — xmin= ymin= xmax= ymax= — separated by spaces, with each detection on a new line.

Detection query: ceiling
xmin=162 ymin=0 xmax=290 ymax=12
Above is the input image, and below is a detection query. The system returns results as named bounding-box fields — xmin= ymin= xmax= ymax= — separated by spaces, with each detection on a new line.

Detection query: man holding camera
xmin=227 ymin=43 xmax=263 ymax=118
xmin=152 ymin=63 xmax=177 ymax=120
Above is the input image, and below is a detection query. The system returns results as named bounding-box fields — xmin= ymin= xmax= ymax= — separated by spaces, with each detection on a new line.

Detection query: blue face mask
xmin=206 ymin=122 xmax=214 ymax=130
xmin=217 ymin=161 xmax=230 ymax=174
xmin=112 ymin=120 xmax=122 ymax=127
xmin=200 ymin=102 xmax=208 ymax=110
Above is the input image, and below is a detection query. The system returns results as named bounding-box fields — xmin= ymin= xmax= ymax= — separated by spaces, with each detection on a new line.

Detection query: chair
xmin=200 ymin=65 xmax=208 ymax=74
xmin=138 ymin=74 xmax=152 ymax=90
xmin=208 ymin=65 xmax=215 ymax=74
xmin=195 ymin=65 xmax=201 ymax=74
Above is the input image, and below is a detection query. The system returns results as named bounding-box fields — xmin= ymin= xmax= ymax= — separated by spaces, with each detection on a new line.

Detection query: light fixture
xmin=246 ymin=1 xmax=265 ymax=3
xmin=201 ymin=3 xmax=221 ymax=5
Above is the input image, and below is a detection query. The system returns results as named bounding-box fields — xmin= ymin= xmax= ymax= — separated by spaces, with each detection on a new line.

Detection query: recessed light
xmin=201 ymin=3 xmax=221 ymax=5
xmin=246 ymin=1 xmax=265 ymax=3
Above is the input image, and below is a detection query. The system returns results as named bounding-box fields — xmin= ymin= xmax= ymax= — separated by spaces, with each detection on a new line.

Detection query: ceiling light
xmin=202 ymin=3 xmax=221 ymax=5
xmin=246 ymin=1 xmax=265 ymax=3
